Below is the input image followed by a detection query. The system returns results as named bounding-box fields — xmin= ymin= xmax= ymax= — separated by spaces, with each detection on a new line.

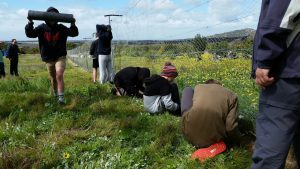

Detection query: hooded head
xmin=96 ymin=24 xmax=107 ymax=34
xmin=46 ymin=7 xmax=59 ymax=27
xmin=137 ymin=68 xmax=150 ymax=82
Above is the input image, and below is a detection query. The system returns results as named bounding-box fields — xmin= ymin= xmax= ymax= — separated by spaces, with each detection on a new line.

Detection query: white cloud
xmin=208 ymin=0 xmax=242 ymax=21
xmin=184 ymin=0 xmax=203 ymax=5
xmin=0 ymin=0 xmax=260 ymax=41
xmin=132 ymin=0 xmax=176 ymax=10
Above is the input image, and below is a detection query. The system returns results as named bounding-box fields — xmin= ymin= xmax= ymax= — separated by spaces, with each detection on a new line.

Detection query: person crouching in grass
xmin=181 ymin=79 xmax=245 ymax=148
xmin=112 ymin=66 xmax=150 ymax=98
xmin=143 ymin=62 xmax=181 ymax=116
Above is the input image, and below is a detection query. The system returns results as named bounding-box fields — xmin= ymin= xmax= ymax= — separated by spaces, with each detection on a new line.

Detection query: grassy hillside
xmin=0 ymin=55 xmax=253 ymax=168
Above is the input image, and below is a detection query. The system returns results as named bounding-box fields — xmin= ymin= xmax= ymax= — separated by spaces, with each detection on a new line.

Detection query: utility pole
xmin=104 ymin=14 xmax=123 ymax=25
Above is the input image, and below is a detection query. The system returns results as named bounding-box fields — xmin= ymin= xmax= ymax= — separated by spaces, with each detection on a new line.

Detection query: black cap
xmin=46 ymin=7 xmax=59 ymax=13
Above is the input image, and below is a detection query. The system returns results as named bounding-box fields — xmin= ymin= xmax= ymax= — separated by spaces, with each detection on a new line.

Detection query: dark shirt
xmin=7 ymin=44 xmax=20 ymax=60
xmin=144 ymin=75 xmax=171 ymax=96
xmin=25 ymin=23 xmax=79 ymax=62
xmin=90 ymin=39 xmax=99 ymax=59
xmin=97 ymin=28 xmax=113 ymax=55
xmin=114 ymin=67 xmax=150 ymax=97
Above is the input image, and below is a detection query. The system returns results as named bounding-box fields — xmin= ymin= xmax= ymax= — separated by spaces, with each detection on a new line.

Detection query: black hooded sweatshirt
xmin=96 ymin=24 xmax=113 ymax=55
xmin=25 ymin=7 xmax=79 ymax=62
xmin=114 ymin=67 xmax=150 ymax=97
xmin=143 ymin=74 xmax=171 ymax=96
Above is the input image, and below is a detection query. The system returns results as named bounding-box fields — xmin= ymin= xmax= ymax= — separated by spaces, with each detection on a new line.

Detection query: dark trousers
xmin=251 ymin=79 xmax=300 ymax=169
xmin=181 ymin=87 xmax=194 ymax=115
xmin=10 ymin=58 xmax=18 ymax=76
xmin=168 ymin=83 xmax=181 ymax=116
xmin=0 ymin=62 xmax=5 ymax=78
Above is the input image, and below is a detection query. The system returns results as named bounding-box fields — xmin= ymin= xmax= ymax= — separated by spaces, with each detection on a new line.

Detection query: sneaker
xmin=58 ymin=95 xmax=65 ymax=105
xmin=191 ymin=141 xmax=227 ymax=162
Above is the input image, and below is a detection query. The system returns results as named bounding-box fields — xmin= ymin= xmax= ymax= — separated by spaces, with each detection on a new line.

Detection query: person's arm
xmin=226 ymin=96 xmax=242 ymax=145
xmin=161 ymin=94 xmax=179 ymax=112
xmin=107 ymin=31 xmax=113 ymax=40
xmin=6 ymin=46 xmax=11 ymax=59
xmin=89 ymin=41 xmax=96 ymax=56
xmin=254 ymin=0 xmax=298 ymax=87
xmin=25 ymin=20 xmax=39 ymax=38
xmin=66 ymin=22 xmax=79 ymax=37
xmin=255 ymin=0 xmax=297 ymax=69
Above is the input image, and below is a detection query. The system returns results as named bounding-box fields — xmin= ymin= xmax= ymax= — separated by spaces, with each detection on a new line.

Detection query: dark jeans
xmin=168 ymin=83 xmax=181 ymax=116
xmin=0 ymin=62 xmax=5 ymax=78
xmin=251 ymin=79 xmax=300 ymax=169
xmin=10 ymin=58 xmax=18 ymax=76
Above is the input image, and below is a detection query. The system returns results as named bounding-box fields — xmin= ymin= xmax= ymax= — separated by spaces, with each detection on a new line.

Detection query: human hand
xmin=255 ymin=68 xmax=275 ymax=89
xmin=27 ymin=17 xmax=33 ymax=24
xmin=71 ymin=18 xmax=76 ymax=26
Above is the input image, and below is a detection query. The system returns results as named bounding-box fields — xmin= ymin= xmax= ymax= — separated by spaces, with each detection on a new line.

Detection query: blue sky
xmin=0 ymin=0 xmax=261 ymax=41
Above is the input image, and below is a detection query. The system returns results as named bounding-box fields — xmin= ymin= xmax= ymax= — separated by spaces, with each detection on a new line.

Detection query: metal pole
xmin=104 ymin=14 xmax=123 ymax=25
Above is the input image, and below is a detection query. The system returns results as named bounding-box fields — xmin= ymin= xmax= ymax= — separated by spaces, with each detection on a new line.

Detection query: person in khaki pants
xmin=181 ymin=79 xmax=242 ymax=148
xmin=25 ymin=7 xmax=78 ymax=104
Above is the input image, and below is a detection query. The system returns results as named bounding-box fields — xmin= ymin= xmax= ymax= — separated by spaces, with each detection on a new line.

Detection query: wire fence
xmin=67 ymin=0 xmax=260 ymax=72
xmin=68 ymin=33 xmax=254 ymax=72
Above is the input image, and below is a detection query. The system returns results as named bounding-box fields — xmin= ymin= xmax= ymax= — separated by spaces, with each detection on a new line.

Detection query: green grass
xmin=0 ymin=55 xmax=252 ymax=169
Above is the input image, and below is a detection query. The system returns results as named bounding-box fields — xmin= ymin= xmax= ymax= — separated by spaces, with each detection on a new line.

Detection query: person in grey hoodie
xmin=143 ymin=62 xmax=180 ymax=116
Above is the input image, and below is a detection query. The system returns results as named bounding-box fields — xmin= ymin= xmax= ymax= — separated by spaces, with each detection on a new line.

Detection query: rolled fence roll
xmin=28 ymin=10 xmax=75 ymax=23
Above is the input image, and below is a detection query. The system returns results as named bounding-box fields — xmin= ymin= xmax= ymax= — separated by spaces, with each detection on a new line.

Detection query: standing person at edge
xmin=90 ymin=33 xmax=99 ymax=83
xmin=96 ymin=24 xmax=113 ymax=84
xmin=0 ymin=42 xmax=5 ymax=78
xmin=143 ymin=62 xmax=181 ymax=116
xmin=25 ymin=7 xmax=79 ymax=104
xmin=7 ymin=39 xmax=20 ymax=76
xmin=251 ymin=0 xmax=300 ymax=168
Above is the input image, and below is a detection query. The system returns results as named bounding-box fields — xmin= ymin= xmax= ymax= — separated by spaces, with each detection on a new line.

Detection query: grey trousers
xmin=98 ymin=55 xmax=114 ymax=84
xmin=181 ymin=87 xmax=194 ymax=115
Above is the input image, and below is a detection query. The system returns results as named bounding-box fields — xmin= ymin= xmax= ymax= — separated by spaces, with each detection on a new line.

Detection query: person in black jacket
xmin=90 ymin=33 xmax=99 ymax=83
xmin=7 ymin=39 xmax=20 ymax=76
xmin=143 ymin=62 xmax=181 ymax=116
xmin=251 ymin=0 xmax=300 ymax=168
xmin=112 ymin=67 xmax=150 ymax=98
xmin=25 ymin=7 xmax=79 ymax=104
xmin=96 ymin=24 xmax=113 ymax=84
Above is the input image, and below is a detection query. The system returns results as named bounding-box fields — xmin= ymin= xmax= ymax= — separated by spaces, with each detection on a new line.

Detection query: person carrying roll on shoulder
xmin=96 ymin=24 xmax=113 ymax=84
xmin=25 ymin=7 xmax=79 ymax=104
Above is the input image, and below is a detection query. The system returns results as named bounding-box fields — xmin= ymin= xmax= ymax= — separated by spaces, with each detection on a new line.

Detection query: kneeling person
xmin=113 ymin=66 xmax=150 ymax=98
xmin=181 ymin=79 xmax=242 ymax=148
xmin=143 ymin=62 xmax=181 ymax=116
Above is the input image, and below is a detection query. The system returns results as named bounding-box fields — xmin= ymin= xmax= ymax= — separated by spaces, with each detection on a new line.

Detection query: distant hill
xmin=208 ymin=28 xmax=256 ymax=39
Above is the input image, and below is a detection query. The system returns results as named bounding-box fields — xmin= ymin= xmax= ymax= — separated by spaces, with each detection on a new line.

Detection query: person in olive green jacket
xmin=181 ymin=79 xmax=242 ymax=148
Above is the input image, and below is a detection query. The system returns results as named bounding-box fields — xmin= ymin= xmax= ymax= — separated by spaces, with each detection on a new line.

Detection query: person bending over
xmin=112 ymin=66 xmax=150 ymax=98
xmin=181 ymin=79 xmax=243 ymax=148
